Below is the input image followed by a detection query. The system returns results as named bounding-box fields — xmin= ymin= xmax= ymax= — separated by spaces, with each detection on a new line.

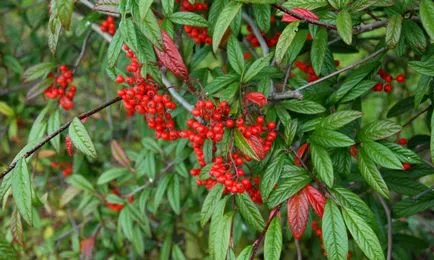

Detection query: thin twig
xmin=295 ymin=239 xmax=302 ymax=260
xmin=376 ymin=194 xmax=392 ymax=260
xmin=0 ymin=96 xmax=122 ymax=179
xmin=78 ymin=0 xmax=121 ymax=17
xmin=402 ymin=105 xmax=430 ymax=128
xmin=242 ymin=13 xmax=269 ymax=56
xmin=270 ymin=47 xmax=387 ymax=100
xmin=73 ymin=30 xmax=93 ymax=73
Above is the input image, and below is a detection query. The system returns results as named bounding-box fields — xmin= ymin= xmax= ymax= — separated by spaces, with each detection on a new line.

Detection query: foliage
xmin=0 ymin=0 xmax=433 ymax=259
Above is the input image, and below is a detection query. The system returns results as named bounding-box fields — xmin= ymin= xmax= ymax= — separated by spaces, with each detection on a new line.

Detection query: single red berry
xmin=396 ymin=74 xmax=405 ymax=83
xmin=383 ymin=84 xmax=393 ymax=93
xmin=397 ymin=138 xmax=407 ymax=145
xmin=372 ymin=83 xmax=383 ymax=92
xmin=116 ymin=75 xmax=125 ymax=84
xmin=402 ymin=163 xmax=411 ymax=171
xmin=383 ymin=74 xmax=393 ymax=83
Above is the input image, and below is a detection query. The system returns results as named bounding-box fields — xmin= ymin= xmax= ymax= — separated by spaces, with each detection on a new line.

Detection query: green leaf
xmin=168 ymin=175 xmax=181 ymax=214
xmin=328 ymin=0 xmax=350 ymax=9
xmin=201 ymin=184 xmax=225 ymax=226
xmin=282 ymin=99 xmax=326 ymax=114
xmin=311 ymin=28 xmax=328 ymax=75
xmin=386 ymin=96 xmax=415 ymax=118
xmin=170 ymin=12 xmax=208 ymax=27
xmin=57 ymin=0 xmax=73 ymax=30
xmin=139 ymin=0 xmax=154 ymax=19
xmin=234 ymin=129 xmax=260 ymax=160
xmin=97 ymin=168 xmax=129 ymax=185
xmin=68 ymin=118 xmax=97 ymax=158
xmin=385 ymin=15 xmax=402 ymax=49
xmin=212 ymin=1 xmax=243 ymax=53
xmin=236 ymin=245 xmax=253 ymax=260
xmin=286 ymin=30 xmax=308 ymax=63
xmin=23 ymin=62 xmax=55 ymax=82
xmin=227 ymin=36 xmax=245 ymax=75
xmin=153 ymin=175 xmax=170 ymax=211
xmin=358 ymin=120 xmax=401 ymax=141
xmin=342 ymin=207 xmax=385 ymax=260
xmin=242 ymin=53 xmax=273 ymax=83
xmin=431 ymin=111 xmax=434 ymax=164
xmin=252 ymin=4 xmax=270 ymax=32
xmin=311 ymin=143 xmax=334 ymax=187
xmin=393 ymin=192 xmax=434 ymax=217
xmin=267 ymin=170 xmax=310 ymax=208
xmin=322 ymin=200 xmax=348 ymax=260
xmin=0 ymin=239 xmax=18 ymax=258
xmin=137 ymin=11 xmax=163 ymax=49
xmin=309 ymin=129 xmax=355 ymax=148
xmin=331 ymin=187 xmax=378 ymax=231
xmin=380 ymin=142 xmax=422 ymax=164
xmin=119 ymin=208 xmax=134 ymax=240
xmin=275 ymin=22 xmax=300 ymax=64
xmin=47 ymin=110 xmax=61 ymax=152
xmin=0 ymin=102 xmax=14 ymax=117
xmin=205 ymin=73 xmax=239 ymax=95
xmin=358 ymin=150 xmax=390 ymax=198
xmin=349 ymin=0 xmax=377 ymax=12
xmin=320 ymin=110 xmax=362 ymax=130
xmin=107 ymin=30 xmax=123 ymax=68
xmin=408 ymin=55 xmax=434 ymax=76
xmin=284 ymin=119 xmax=298 ymax=145
xmin=402 ymin=20 xmax=427 ymax=51
xmin=414 ymin=76 xmax=432 ymax=108
xmin=66 ymin=174 xmax=95 ymax=193
xmin=214 ymin=212 xmax=233 ymax=260
xmin=282 ymin=0 xmax=328 ymax=9
xmin=261 ymin=153 xmax=285 ymax=200
xmin=48 ymin=18 xmax=61 ymax=54
xmin=209 ymin=197 xmax=228 ymax=258
xmin=420 ymin=0 xmax=434 ymax=41
xmin=236 ymin=0 xmax=277 ymax=3
xmin=29 ymin=105 xmax=49 ymax=142
xmin=340 ymin=80 xmax=376 ymax=103
xmin=11 ymin=159 xmax=32 ymax=225
xmin=336 ymin=10 xmax=352 ymax=45
xmin=235 ymin=193 xmax=265 ymax=232
xmin=361 ymin=141 xmax=403 ymax=169
xmin=264 ymin=217 xmax=282 ymax=260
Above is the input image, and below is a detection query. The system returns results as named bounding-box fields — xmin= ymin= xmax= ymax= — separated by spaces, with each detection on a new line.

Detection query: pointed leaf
xmin=336 ymin=10 xmax=352 ymax=45
xmin=68 ymin=118 xmax=97 ymax=158
xmin=311 ymin=144 xmax=334 ymax=187
xmin=11 ymin=159 xmax=32 ymax=225
xmin=264 ymin=217 xmax=282 ymax=260
xmin=212 ymin=2 xmax=243 ymax=53
xmin=235 ymin=193 xmax=265 ymax=232
xmin=287 ymin=190 xmax=309 ymax=240
xmin=322 ymin=200 xmax=348 ymax=260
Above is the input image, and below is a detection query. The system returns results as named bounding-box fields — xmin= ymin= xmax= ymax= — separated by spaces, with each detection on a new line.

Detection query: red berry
xmin=396 ymin=74 xmax=405 ymax=83
xmin=372 ymin=83 xmax=383 ymax=92
xmin=397 ymin=138 xmax=407 ymax=145
xmin=116 ymin=75 xmax=125 ymax=84
xmin=402 ymin=163 xmax=411 ymax=171
xmin=383 ymin=84 xmax=393 ymax=93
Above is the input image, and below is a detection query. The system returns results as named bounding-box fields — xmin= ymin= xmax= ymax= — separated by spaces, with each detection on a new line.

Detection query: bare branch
xmin=270 ymin=47 xmax=387 ymax=100
xmin=376 ymin=194 xmax=392 ymax=260
xmin=242 ymin=13 xmax=269 ymax=56
xmin=73 ymin=30 xmax=93 ymax=73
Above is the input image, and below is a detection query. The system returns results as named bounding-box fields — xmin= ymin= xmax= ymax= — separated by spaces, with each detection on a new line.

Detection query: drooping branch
xmin=0 ymin=96 xmax=122 ymax=179
xmin=270 ymin=47 xmax=387 ymax=100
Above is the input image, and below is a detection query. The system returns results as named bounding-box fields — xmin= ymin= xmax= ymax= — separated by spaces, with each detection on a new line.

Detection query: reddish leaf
xmin=154 ymin=31 xmax=189 ymax=80
xmin=287 ymin=190 xmax=309 ymax=240
xmin=247 ymin=135 xmax=266 ymax=159
xmin=303 ymin=185 xmax=326 ymax=217
xmin=282 ymin=8 xmax=319 ymax=23
xmin=110 ymin=140 xmax=131 ymax=168
xmin=294 ymin=143 xmax=309 ymax=166
xmin=244 ymin=92 xmax=268 ymax=107
xmin=80 ymin=236 xmax=95 ymax=258
xmin=65 ymin=135 xmax=73 ymax=157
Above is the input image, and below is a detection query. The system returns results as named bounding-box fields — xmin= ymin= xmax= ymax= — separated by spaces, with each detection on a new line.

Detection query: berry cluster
xmin=372 ymin=69 xmax=406 ymax=93
xmin=311 ymin=221 xmax=353 ymax=259
xmin=183 ymin=25 xmax=212 ymax=45
xmin=177 ymin=0 xmax=208 ymax=11
xmin=100 ymin=16 xmax=116 ymax=36
xmin=50 ymin=161 xmax=72 ymax=177
xmin=44 ymin=65 xmax=77 ymax=110
xmin=113 ymin=45 xmax=276 ymax=204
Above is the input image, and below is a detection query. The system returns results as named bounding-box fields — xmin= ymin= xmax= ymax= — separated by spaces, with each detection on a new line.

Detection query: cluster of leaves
xmin=1 ymin=0 xmax=434 ymax=259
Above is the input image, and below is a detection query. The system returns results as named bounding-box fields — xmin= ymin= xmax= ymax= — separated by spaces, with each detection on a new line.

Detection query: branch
xmin=402 ymin=105 xmax=430 ymax=128
xmin=272 ymin=4 xmax=387 ymax=34
xmin=376 ymin=194 xmax=392 ymax=260
xmin=270 ymin=47 xmax=387 ymax=100
xmin=0 ymin=96 xmax=122 ymax=179
xmin=295 ymin=239 xmax=302 ymax=260
xmin=162 ymin=72 xmax=194 ymax=112
xmin=242 ymin=13 xmax=269 ymax=56
xmin=250 ymin=205 xmax=282 ymax=260
xmin=73 ymin=30 xmax=93 ymax=73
